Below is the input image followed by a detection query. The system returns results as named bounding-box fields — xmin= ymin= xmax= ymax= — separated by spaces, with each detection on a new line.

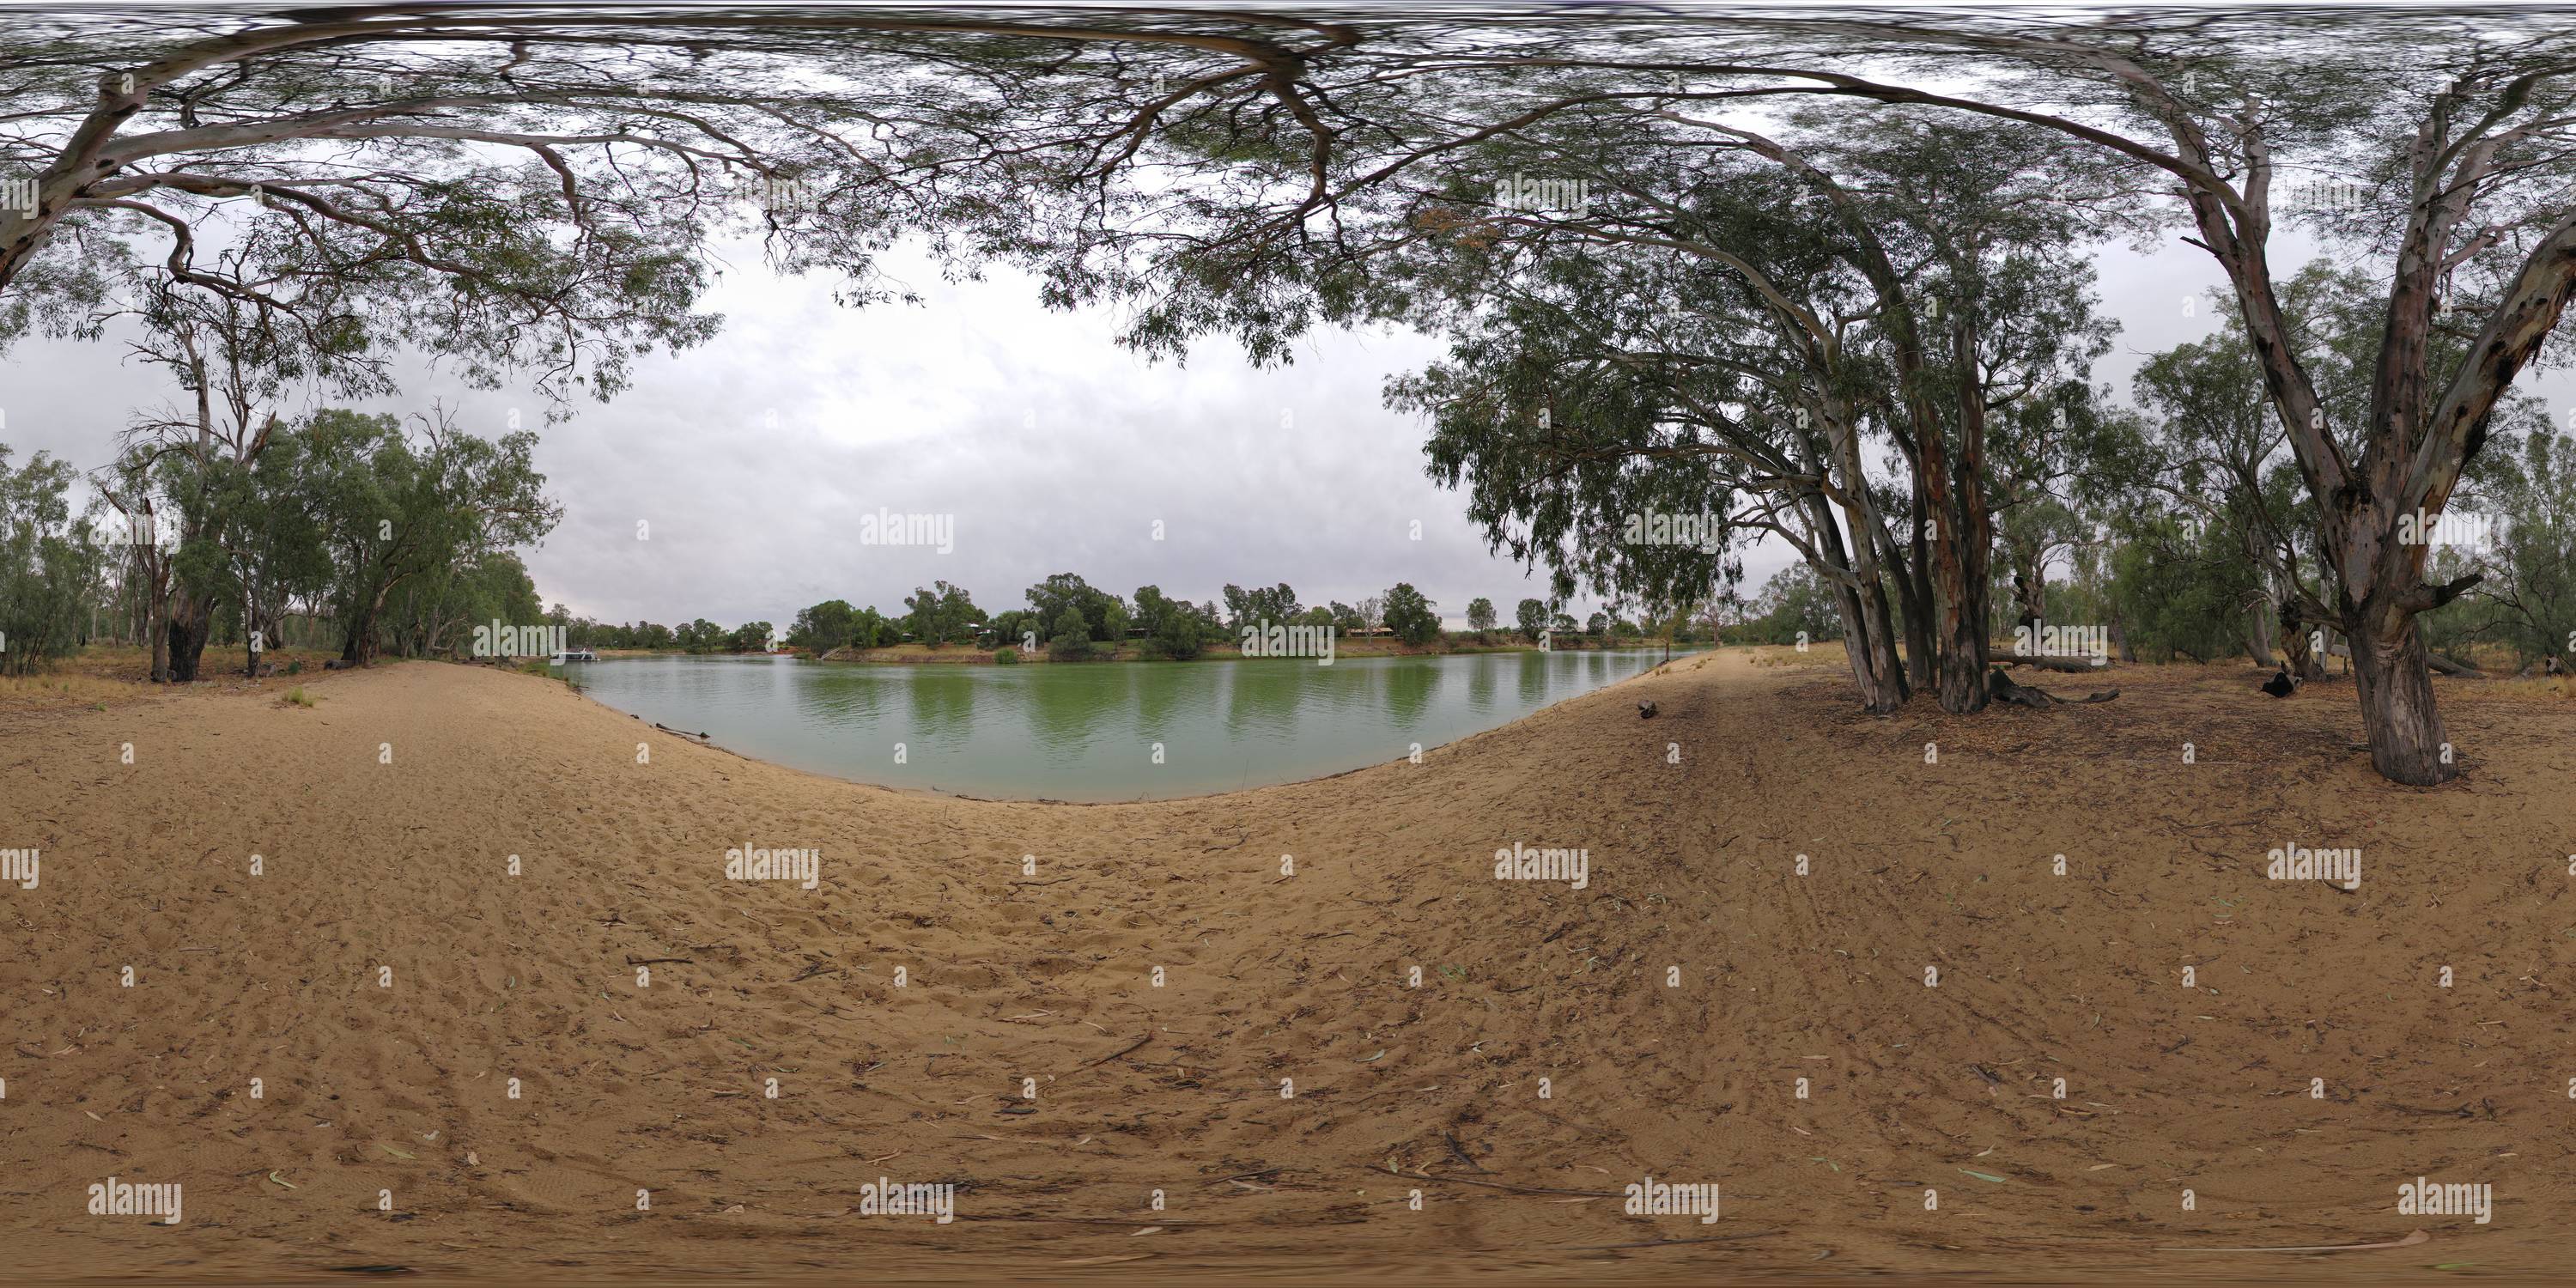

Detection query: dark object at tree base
xmin=1988 ymin=668 xmax=2118 ymax=709
xmin=2261 ymin=665 xmax=2297 ymax=698
xmin=323 ymin=659 xmax=355 ymax=671
xmin=2002 ymin=654 xmax=2110 ymax=674
xmin=1637 ymin=701 xmax=1657 ymax=719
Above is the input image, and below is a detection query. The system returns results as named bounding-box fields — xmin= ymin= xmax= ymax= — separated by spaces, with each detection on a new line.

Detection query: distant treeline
xmin=552 ymin=578 xmax=1704 ymax=661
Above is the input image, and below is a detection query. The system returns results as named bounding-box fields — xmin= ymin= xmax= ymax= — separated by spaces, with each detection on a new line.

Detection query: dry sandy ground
xmin=1 ymin=648 xmax=2571 ymax=1284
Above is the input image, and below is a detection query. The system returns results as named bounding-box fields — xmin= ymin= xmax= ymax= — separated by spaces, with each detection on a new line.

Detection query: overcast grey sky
xmin=4 ymin=225 xmax=2556 ymax=632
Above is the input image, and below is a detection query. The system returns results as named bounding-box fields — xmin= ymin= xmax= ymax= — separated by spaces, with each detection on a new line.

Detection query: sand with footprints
xmin=3 ymin=649 xmax=2571 ymax=1279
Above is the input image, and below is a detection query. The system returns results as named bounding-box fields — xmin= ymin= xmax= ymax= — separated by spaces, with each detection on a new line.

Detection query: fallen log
xmin=1999 ymin=654 xmax=2112 ymax=674
xmin=1989 ymin=668 xmax=2119 ymax=709
xmin=2426 ymin=653 xmax=2484 ymax=677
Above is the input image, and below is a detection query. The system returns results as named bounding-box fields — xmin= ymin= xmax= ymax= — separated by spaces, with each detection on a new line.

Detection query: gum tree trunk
xmin=2349 ymin=606 xmax=2452 ymax=785
xmin=164 ymin=607 xmax=208 ymax=683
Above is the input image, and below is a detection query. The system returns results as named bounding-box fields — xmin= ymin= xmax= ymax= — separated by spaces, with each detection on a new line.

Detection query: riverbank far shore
xmin=1 ymin=649 xmax=2569 ymax=1280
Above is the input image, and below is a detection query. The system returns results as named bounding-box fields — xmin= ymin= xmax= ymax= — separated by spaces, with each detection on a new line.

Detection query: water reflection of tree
xmin=1465 ymin=653 xmax=1498 ymax=714
xmin=1131 ymin=656 xmax=1212 ymax=750
xmin=903 ymin=667 xmax=981 ymax=755
xmin=1382 ymin=657 xmax=1440 ymax=730
xmin=1223 ymin=656 xmax=1320 ymax=738
xmin=792 ymin=660 xmax=890 ymax=725
xmin=1022 ymin=661 xmax=1116 ymax=755
xmin=1517 ymin=651 xmax=1552 ymax=707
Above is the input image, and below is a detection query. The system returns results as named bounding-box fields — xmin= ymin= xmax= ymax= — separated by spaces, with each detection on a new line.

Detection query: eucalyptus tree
xmin=1373 ymin=100 xmax=2129 ymax=714
xmin=2479 ymin=427 xmax=2576 ymax=668
xmin=0 ymin=446 xmax=106 ymax=675
xmin=91 ymin=247 xmax=392 ymax=680
xmin=299 ymin=408 xmax=559 ymax=665
xmin=172 ymin=424 xmax=333 ymax=675
xmin=1731 ymin=12 xmax=2576 ymax=780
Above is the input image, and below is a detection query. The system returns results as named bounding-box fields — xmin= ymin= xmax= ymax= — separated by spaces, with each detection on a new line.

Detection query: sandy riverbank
xmin=1 ymin=649 xmax=2570 ymax=1282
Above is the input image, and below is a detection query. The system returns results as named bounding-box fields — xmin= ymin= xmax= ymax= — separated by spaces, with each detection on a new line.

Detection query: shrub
xmin=993 ymin=646 xmax=1018 ymax=665
xmin=1047 ymin=605 xmax=1092 ymax=661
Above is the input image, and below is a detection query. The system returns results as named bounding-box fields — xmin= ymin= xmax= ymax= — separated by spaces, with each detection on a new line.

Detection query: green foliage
xmin=1382 ymin=582 xmax=1439 ymax=645
xmin=787 ymin=598 xmax=860 ymax=653
xmin=1724 ymin=564 xmax=1844 ymax=647
xmin=1222 ymin=582 xmax=1300 ymax=632
xmin=0 ymin=446 xmax=106 ymax=675
xmin=298 ymin=408 xmax=560 ymax=664
xmin=993 ymin=646 xmax=1019 ymax=665
xmin=1465 ymin=597 xmax=1497 ymax=632
xmin=2107 ymin=516 xmax=2263 ymax=664
xmin=675 ymin=618 xmax=726 ymax=653
xmin=985 ymin=608 xmax=1031 ymax=650
xmin=902 ymin=580 xmax=981 ymax=647
xmin=1515 ymin=598 xmax=1548 ymax=642
xmin=1046 ymin=605 xmax=1093 ymax=661
xmin=1027 ymin=572 xmax=1127 ymax=642
xmin=2476 ymin=427 xmax=2576 ymax=667
xmin=1133 ymin=584 xmax=1213 ymax=659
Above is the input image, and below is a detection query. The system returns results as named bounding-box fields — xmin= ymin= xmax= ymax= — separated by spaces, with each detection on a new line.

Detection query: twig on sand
xmin=2154 ymin=1230 xmax=2429 ymax=1254
xmin=1396 ymin=1170 xmax=1617 ymax=1197
xmin=1568 ymin=1230 xmax=1784 ymax=1250
xmin=1080 ymin=1034 xmax=1152 ymax=1067
xmin=1443 ymin=1132 xmax=1492 ymax=1174
xmin=624 ymin=956 xmax=692 ymax=966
